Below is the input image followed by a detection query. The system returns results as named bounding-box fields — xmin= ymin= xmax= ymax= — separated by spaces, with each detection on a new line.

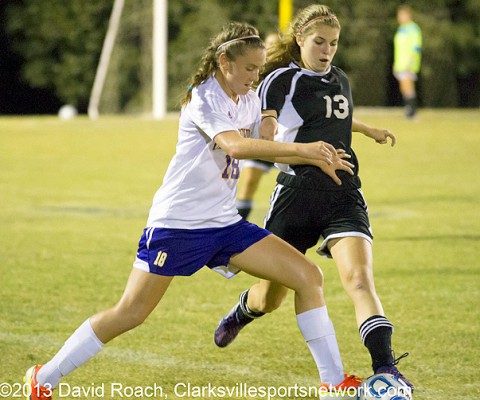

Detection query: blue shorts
xmin=133 ymin=219 xmax=271 ymax=279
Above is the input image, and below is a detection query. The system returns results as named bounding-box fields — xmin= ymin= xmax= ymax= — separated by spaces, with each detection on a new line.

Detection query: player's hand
xmin=301 ymin=141 xmax=337 ymax=164
xmin=366 ymin=128 xmax=396 ymax=146
xmin=315 ymin=155 xmax=355 ymax=186
xmin=335 ymin=148 xmax=352 ymax=159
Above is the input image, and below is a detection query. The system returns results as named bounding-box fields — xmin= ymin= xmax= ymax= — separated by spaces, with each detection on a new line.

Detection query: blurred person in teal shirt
xmin=394 ymin=5 xmax=422 ymax=119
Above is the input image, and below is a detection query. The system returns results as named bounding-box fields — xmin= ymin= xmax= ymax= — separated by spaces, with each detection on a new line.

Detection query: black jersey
xmin=258 ymin=62 xmax=360 ymax=190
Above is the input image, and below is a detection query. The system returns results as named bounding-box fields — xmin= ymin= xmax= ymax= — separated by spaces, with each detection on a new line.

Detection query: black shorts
xmin=264 ymin=183 xmax=373 ymax=257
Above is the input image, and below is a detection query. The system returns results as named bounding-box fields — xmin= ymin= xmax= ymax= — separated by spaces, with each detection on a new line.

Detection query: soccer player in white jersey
xmin=215 ymin=5 xmax=414 ymax=392
xmin=24 ymin=22 xmax=361 ymax=400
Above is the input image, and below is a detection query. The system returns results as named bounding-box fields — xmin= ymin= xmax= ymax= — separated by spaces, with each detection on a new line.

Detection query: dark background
xmin=1 ymin=0 xmax=479 ymax=115
xmin=0 ymin=1 xmax=62 ymax=114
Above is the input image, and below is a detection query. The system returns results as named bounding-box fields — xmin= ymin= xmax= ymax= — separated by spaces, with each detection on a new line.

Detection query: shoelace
xmin=392 ymin=352 xmax=409 ymax=365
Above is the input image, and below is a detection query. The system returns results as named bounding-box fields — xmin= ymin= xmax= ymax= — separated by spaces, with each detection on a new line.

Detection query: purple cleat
xmin=214 ymin=290 xmax=259 ymax=347
xmin=376 ymin=352 xmax=414 ymax=391
xmin=214 ymin=303 xmax=250 ymax=347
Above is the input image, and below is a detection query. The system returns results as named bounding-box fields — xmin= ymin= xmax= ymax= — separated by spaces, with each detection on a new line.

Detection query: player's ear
xmin=218 ymin=52 xmax=230 ymax=70
xmin=295 ymin=34 xmax=304 ymax=47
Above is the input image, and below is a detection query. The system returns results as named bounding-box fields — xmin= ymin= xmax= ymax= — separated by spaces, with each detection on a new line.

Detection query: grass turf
xmin=0 ymin=109 xmax=479 ymax=399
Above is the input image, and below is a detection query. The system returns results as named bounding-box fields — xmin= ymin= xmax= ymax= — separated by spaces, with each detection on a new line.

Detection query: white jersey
xmin=147 ymin=76 xmax=261 ymax=229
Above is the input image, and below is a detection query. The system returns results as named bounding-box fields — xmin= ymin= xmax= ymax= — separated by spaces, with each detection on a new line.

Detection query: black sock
xmin=359 ymin=315 xmax=394 ymax=372
xmin=403 ymin=95 xmax=417 ymax=118
xmin=236 ymin=290 xmax=265 ymax=324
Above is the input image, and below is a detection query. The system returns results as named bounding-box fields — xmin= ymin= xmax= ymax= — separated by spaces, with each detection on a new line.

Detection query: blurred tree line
xmin=2 ymin=0 xmax=479 ymax=114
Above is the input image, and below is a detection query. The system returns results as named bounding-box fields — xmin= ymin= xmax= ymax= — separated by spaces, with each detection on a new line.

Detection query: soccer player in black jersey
xmin=215 ymin=4 xmax=414 ymax=392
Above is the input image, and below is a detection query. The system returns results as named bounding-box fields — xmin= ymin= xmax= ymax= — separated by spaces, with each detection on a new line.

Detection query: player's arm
xmin=352 ymin=117 xmax=396 ymax=147
xmin=214 ymin=129 xmax=335 ymax=164
xmin=215 ymin=130 xmax=353 ymax=186
xmin=257 ymin=108 xmax=349 ymax=164
xmin=258 ymin=110 xmax=278 ymax=141
xmin=239 ymin=108 xmax=355 ymax=185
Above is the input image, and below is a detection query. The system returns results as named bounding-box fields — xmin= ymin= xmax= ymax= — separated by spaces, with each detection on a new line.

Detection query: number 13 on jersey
xmin=323 ymin=94 xmax=349 ymax=119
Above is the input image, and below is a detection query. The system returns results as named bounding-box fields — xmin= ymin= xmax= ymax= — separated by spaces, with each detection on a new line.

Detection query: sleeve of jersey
xmin=334 ymin=67 xmax=353 ymax=100
xmin=189 ymin=90 xmax=237 ymax=141
xmin=257 ymin=69 xmax=295 ymax=114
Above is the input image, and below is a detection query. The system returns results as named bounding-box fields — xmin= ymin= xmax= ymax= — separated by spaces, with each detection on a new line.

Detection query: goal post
xmin=88 ymin=0 xmax=125 ymax=120
xmin=88 ymin=0 xmax=167 ymax=120
xmin=153 ymin=0 xmax=167 ymax=119
xmin=88 ymin=0 xmax=289 ymax=120
xmin=279 ymin=0 xmax=293 ymax=33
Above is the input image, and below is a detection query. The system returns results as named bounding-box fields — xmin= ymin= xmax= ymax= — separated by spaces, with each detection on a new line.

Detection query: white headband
xmin=217 ymin=35 xmax=261 ymax=50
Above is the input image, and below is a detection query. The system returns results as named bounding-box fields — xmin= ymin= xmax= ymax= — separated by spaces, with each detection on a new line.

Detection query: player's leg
xmin=328 ymin=236 xmax=383 ymax=325
xmin=329 ymin=236 xmax=413 ymax=390
xmin=90 ymin=269 xmax=173 ymax=343
xmin=236 ymin=162 xmax=270 ymax=219
xmin=244 ymin=185 xmax=321 ymax=314
xmin=398 ymin=76 xmax=417 ymax=119
xmin=225 ymin=234 xmax=349 ymax=386
xmin=247 ymin=279 xmax=289 ymax=313
xmin=213 ymin=279 xmax=288 ymax=344
xmin=231 ymin=234 xmax=323 ymax=312
xmin=29 ymin=269 xmax=173 ymax=394
xmin=216 ymin=183 xmax=318 ymax=346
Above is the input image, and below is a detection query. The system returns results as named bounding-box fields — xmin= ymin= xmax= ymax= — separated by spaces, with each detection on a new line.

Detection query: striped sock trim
xmin=359 ymin=316 xmax=394 ymax=344
xmin=239 ymin=290 xmax=264 ymax=319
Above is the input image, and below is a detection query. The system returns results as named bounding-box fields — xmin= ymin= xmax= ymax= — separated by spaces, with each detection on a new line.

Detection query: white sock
xmin=36 ymin=319 xmax=104 ymax=388
xmin=296 ymin=306 xmax=344 ymax=386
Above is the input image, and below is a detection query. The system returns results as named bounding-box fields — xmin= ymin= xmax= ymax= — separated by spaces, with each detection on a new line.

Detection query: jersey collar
xmin=289 ymin=62 xmax=331 ymax=77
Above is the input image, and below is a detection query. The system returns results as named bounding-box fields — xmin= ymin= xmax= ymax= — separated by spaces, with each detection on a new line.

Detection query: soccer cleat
xmin=320 ymin=374 xmax=363 ymax=399
xmin=24 ymin=365 xmax=53 ymax=400
xmin=214 ymin=302 xmax=251 ymax=347
xmin=376 ymin=352 xmax=414 ymax=391
xmin=214 ymin=290 xmax=258 ymax=347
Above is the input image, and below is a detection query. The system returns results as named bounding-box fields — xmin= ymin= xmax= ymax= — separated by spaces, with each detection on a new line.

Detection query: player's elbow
xmin=224 ymin=141 xmax=249 ymax=160
xmin=215 ymin=132 xmax=249 ymax=159
xmin=228 ymin=147 xmax=247 ymax=160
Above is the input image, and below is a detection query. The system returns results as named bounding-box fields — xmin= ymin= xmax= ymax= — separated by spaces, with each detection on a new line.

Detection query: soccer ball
xmin=357 ymin=373 xmax=412 ymax=400
xmin=58 ymin=104 xmax=78 ymax=120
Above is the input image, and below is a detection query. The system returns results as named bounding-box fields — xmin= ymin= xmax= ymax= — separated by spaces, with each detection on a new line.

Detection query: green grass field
xmin=1 ymin=109 xmax=479 ymax=399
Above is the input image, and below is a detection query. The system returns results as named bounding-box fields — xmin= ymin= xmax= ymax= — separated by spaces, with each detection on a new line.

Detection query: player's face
xmin=297 ymin=25 xmax=339 ymax=73
xmin=221 ymin=47 xmax=266 ymax=97
xmin=397 ymin=9 xmax=412 ymax=25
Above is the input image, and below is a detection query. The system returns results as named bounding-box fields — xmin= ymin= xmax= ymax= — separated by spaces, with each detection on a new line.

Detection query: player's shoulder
xmin=411 ymin=22 xmax=422 ymax=34
xmin=331 ymin=65 xmax=348 ymax=78
xmin=263 ymin=65 xmax=298 ymax=85
xmin=330 ymin=65 xmax=351 ymax=86
xmin=259 ymin=65 xmax=299 ymax=94
xmin=195 ymin=77 xmax=222 ymax=99
xmin=191 ymin=77 xmax=228 ymax=109
xmin=245 ymin=88 xmax=260 ymax=103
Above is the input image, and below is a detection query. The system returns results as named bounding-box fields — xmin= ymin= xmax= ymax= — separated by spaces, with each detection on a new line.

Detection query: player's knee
xmin=343 ymin=267 xmax=374 ymax=294
xmin=297 ymin=261 xmax=324 ymax=291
